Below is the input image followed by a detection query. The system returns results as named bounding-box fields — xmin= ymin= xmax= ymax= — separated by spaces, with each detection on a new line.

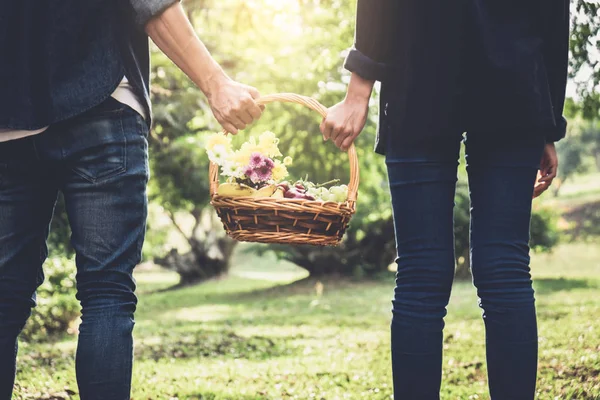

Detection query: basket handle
xmin=209 ymin=93 xmax=359 ymax=205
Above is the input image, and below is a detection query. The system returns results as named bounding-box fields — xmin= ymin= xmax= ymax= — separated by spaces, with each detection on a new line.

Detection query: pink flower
xmin=249 ymin=152 xmax=266 ymax=168
xmin=255 ymin=164 xmax=272 ymax=181
xmin=263 ymin=157 xmax=275 ymax=169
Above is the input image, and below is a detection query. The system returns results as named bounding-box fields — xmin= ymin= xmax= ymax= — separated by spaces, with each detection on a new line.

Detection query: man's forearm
xmin=145 ymin=3 xmax=229 ymax=98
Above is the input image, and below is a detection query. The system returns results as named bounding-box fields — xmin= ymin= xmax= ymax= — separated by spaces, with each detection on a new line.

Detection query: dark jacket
xmin=344 ymin=0 xmax=570 ymax=154
xmin=0 ymin=0 xmax=178 ymax=131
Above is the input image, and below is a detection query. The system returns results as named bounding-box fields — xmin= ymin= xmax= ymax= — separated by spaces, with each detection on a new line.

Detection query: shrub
xmin=530 ymin=207 xmax=561 ymax=252
xmin=20 ymin=257 xmax=79 ymax=341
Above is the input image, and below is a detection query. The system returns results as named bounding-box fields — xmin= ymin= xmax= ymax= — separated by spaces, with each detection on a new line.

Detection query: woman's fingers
xmin=539 ymin=163 xmax=558 ymax=183
xmin=340 ymin=133 xmax=357 ymax=152
xmin=330 ymin=124 xmax=343 ymax=142
xmin=320 ymin=118 xmax=334 ymax=140
xmin=533 ymin=181 xmax=550 ymax=198
xmin=335 ymin=129 xmax=350 ymax=149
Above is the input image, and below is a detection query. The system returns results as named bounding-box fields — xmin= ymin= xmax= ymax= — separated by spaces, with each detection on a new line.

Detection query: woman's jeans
xmin=386 ymin=132 xmax=545 ymax=400
xmin=0 ymin=98 xmax=149 ymax=400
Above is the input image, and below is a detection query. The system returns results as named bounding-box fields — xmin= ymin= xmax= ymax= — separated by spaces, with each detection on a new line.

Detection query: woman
xmin=320 ymin=0 xmax=569 ymax=398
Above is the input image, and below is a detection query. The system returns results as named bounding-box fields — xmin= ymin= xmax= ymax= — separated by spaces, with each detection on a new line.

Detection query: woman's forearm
xmin=346 ymin=73 xmax=375 ymax=104
xmin=145 ymin=3 xmax=229 ymax=97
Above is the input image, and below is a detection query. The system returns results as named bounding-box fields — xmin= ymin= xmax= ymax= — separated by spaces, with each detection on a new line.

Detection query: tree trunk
xmin=454 ymin=249 xmax=472 ymax=280
xmin=156 ymin=209 xmax=237 ymax=285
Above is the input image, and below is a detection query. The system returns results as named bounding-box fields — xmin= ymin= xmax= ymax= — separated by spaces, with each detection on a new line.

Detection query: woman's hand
xmin=206 ymin=77 xmax=264 ymax=134
xmin=320 ymin=73 xmax=375 ymax=151
xmin=533 ymin=143 xmax=559 ymax=198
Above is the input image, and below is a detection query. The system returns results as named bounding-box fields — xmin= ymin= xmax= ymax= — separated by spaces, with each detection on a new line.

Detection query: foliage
xmin=20 ymin=257 xmax=78 ymax=341
xmin=570 ymin=0 xmax=600 ymax=119
xmin=553 ymin=119 xmax=600 ymax=195
xmin=43 ymin=0 xmax=600 ymax=278
xmin=580 ymin=120 xmax=600 ymax=170
xmin=47 ymin=194 xmax=74 ymax=258
xmin=530 ymin=207 xmax=561 ymax=252
xmin=453 ymin=184 xmax=471 ymax=279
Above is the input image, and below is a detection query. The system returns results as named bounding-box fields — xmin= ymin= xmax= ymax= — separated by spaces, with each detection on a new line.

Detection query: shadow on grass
xmin=186 ymin=394 xmax=270 ymax=400
xmin=534 ymin=277 xmax=599 ymax=295
xmin=140 ymin=276 xmax=327 ymax=313
xmin=134 ymin=329 xmax=299 ymax=362
xmin=563 ymin=200 xmax=600 ymax=240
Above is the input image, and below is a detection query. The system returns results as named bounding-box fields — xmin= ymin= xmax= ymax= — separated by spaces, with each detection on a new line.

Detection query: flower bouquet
xmin=206 ymin=131 xmax=349 ymax=202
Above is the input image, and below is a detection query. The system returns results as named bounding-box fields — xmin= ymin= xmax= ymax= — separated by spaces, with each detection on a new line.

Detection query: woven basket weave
xmin=209 ymin=93 xmax=359 ymax=246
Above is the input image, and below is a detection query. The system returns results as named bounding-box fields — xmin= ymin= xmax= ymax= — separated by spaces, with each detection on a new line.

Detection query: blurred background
xmin=14 ymin=1 xmax=600 ymax=399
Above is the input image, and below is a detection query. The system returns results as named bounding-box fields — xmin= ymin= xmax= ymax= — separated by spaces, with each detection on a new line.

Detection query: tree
xmin=580 ymin=121 xmax=600 ymax=171
xmin=570 ymin=1 xmax=600 ymax=119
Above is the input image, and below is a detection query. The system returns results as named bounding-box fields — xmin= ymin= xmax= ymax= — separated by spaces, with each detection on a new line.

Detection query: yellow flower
xmin=271 ymin=160 xmax=289 ymax=181
xmin=283 ymin=156 xmax=293 ymax=166
xmin=258 ymin=131 xmax=282 ymax=157
xmin=233 ymin=139 xmax=262 ymax=166
xmin=205 ymin=132 xmax=231 ymax=153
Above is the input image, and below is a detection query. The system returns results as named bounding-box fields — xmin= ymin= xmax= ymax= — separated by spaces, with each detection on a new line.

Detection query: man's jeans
xmin=386 ymin=132 xmax=545 ymax=400
xmin=0 ymin=98 xmax=149 ymax=399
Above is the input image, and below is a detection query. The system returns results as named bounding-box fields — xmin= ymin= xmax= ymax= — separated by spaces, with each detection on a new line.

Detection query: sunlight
xmin=260 ymin=0 xmax=300 ymax=12
xmin=248 ymin=0 xmax=303 ymax=36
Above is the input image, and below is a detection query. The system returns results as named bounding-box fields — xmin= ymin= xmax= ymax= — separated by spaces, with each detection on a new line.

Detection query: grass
xmin=12 ymin=242 xmax=600 ymax=400
xmin=13 ymin=173 xmax=600 ymax=400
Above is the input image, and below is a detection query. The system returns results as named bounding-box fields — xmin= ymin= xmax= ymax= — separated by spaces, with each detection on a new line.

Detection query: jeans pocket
xmin=69 ymin=113 xmax=127 ymax=184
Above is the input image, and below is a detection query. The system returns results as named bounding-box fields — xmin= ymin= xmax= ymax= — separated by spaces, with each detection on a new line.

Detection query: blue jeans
xmin=0 ymin=98 xmax=149 ymax=399
xmin=386 ymin=132 xmax=545 ymax=400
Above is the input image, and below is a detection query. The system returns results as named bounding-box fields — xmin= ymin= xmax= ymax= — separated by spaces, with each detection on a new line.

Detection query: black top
xmin=344 ymin=0 xmax=570 ymax=154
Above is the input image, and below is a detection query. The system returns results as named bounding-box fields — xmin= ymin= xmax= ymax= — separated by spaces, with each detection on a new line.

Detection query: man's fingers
xmin=248 ymin=103 xmax=263 ymax=120
xmin=247 ymin=86 xmax=260 ymax=99
xmin=222 ymin=122 xmax=238 ymax=135
xmin=229 ymin=116 xmax=246 ymax=130
xmin=238 ymin=111 xmax=253 ymax=125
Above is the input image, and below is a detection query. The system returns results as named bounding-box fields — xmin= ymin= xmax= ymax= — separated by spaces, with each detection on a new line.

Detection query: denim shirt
xmin=344 ymin=0 xmax=570 ymax=154
xmin=0 ymin=0 xmax=178 ymax=131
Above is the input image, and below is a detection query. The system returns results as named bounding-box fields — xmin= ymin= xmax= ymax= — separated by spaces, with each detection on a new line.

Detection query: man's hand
xmin=146 ymin=3 xmax=263 ymax=134
xmin=533 ymin=143 xmax=559 ymax=198
xmin=320 ymin=73 xmax=374 ymax=151
xmin=206 ymin=78 xmax=264 ymax=134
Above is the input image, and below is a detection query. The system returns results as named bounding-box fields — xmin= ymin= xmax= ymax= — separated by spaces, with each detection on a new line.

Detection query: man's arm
xmin=134 ymin=1 xmax=263 ymax=134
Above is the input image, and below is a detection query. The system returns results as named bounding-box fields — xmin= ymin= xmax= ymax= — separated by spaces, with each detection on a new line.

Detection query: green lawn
xmin=13 ymin=242 xmax=600 ymax=400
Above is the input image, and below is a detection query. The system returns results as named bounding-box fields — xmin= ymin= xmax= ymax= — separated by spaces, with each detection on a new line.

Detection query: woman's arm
xmin=321 ymin=0 xmax=396 ymax=150
xmin=143 ymin=2 xmax=263 ymax=134
xmin=344 ymin=0 xmax=398 ymax=82
xmin=541 ymin=0 xmax=570 ymax=143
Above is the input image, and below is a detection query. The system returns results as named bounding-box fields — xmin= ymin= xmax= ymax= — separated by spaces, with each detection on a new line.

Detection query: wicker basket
xmin=209 ymin=93 xmax=359 ymax=246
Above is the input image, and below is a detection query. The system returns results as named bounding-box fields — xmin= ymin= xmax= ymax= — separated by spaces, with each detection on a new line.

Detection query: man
xmin=0 ymin=1 xmax=261 ymax=398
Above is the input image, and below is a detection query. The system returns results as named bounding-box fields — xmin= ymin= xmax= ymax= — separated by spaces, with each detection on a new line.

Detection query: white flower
xmin=222 ymin=160 xmax=244 ymax=178
xmin=208 ymin=144 xmax=229 ymax=165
